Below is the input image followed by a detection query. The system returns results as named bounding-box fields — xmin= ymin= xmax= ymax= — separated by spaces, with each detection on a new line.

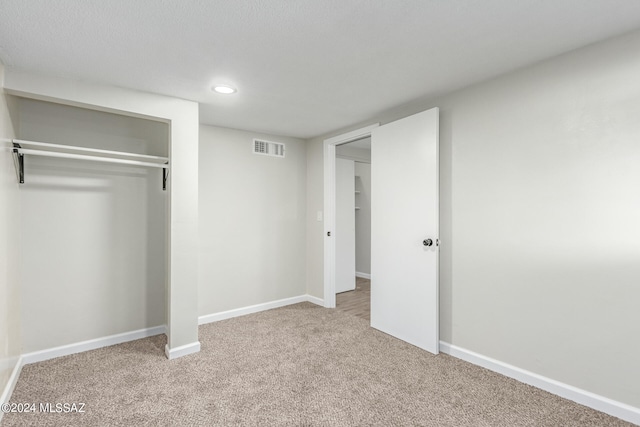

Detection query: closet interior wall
xmin=354 ymin=162 xmax=371 ymax=277
xmin=17 ymin=98 xmax=168 ymax=353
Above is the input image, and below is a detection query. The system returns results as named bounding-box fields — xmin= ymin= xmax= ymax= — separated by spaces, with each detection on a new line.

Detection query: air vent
xmin=253 ymin=139 xmax=285 ymax=158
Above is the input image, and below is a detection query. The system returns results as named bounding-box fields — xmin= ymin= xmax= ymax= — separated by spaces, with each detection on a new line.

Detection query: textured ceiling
xmin=2 ymin=1 xmax=640 ymax=139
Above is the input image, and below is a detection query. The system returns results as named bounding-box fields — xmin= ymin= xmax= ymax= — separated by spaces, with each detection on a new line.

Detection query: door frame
xmin=323 ymin=123 xmax=379 ymax=308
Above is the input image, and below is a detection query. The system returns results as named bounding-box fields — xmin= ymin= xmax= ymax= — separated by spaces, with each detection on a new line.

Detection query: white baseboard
xmin=0 ymin=355 xmax=23 ymax=422
xmin=22 ymin=325 xmax=167 ymax=365
xmin=199 ymin=295 xmax=321 ymax=325
xmin=356 ymin=272 xmax=371 ymax=279
xmin=439 ymin=341 xmax=640 ymax=426
xmin=165 ymin=341 xmax=201 ymax=360
xmin=306 ymin=295 xmax=325 ymax=306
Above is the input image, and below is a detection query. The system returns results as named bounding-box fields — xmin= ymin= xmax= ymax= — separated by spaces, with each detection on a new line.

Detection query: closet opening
xmin=15 ymin=97 xmax=169 ymax=354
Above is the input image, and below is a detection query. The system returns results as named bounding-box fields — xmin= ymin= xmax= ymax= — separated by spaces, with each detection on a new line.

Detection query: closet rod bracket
xmin=162 ymin=166 xmax=168 ymax=191
xmin=12 ymin=142 xmax=24 ymax=184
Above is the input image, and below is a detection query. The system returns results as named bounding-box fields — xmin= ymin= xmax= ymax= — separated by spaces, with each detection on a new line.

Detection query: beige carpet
xmin=2 ymin=303 xmax=632 ymax=426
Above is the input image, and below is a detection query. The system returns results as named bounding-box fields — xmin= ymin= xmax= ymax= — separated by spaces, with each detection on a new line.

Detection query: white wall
xmin=0 ymin=63 xmax=20 ymax=403
xmin=18 ymin=98 xmax=168 ymax=352
xmin=199 ymin=125 xmax=307 ymax=315
xmin=354 ymin=162 xmax=371 ymax=276
xmin=306 ymin=30 xmax=640 ymax=408
xmin=441 ymin=31 xmax=640 ymax=408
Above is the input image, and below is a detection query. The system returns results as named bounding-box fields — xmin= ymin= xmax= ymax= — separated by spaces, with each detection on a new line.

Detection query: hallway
xmin=336 ymin=277 xmax=370 ymax=321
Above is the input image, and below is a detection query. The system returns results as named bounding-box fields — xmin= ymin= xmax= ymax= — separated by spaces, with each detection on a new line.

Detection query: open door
xmin=370 ymin=108 xmax=439 ymax=354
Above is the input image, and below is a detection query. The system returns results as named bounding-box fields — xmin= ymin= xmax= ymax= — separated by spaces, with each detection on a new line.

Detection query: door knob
xmin=423 ymin=239 xmax=433 ymax=247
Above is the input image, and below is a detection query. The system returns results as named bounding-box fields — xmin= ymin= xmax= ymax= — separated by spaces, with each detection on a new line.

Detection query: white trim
xmin=323 ymin=141 xmax=337 ymax=308
xmin=324 ymin=124 xmax=379 ymax=309
xmin=306 ymin=295 xmax=325 ymax=306
xmin=325 ymin=124 xmax=380 ymax=145
xmin=22 ymin=325 xmax=166 ymax=365
xmin=0 ymin=356 xmax=23 ymax=415
xmin=165 ymin=341 xmax=201 ymax=360
xmin=199 ymin=295 xmax=323 ymax=325
xmin=198 ymin=295 xmax=307 ymax=324
xmin=355 ymin=272 xmax=371 ymax=279
xmin=439 ymin=341 xmax=640 ymax=426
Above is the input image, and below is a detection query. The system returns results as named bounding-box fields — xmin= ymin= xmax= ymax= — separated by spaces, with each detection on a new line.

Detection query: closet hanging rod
xmin=16 ymin=148 xmax=168 ymax=168
xmin=12 ymin=138 xmax=170 ymax=190
xmin=12 ymin=139 xmax=169 ymax=163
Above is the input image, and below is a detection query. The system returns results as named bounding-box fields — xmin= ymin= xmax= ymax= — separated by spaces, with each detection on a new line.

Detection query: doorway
xmin=322 ymin=124 xmax=379 ymax=308
xmin=323 ymin=108 xmax=440 ymax=354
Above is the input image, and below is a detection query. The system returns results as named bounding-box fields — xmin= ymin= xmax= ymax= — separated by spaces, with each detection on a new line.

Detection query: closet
xmin=15 ymin=98 xmax=169 ymax=353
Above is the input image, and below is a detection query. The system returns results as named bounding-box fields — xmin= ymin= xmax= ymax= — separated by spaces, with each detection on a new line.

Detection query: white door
xmin=335 ymin=158 xmax=356 ymax=293
xmin=370 ymin=108 xmax=439 ymax=354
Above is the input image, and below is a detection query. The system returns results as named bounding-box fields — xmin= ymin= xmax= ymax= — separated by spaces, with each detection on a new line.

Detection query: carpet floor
xmin=2 ymin=302 xmax=632 ymax=426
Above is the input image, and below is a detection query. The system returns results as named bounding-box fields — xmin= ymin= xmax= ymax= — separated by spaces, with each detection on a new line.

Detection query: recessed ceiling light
xmin=212 ymin=85 xmax=237 ymax=94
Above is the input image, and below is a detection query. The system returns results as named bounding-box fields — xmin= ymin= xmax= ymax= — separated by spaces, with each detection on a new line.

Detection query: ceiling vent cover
xmin=253 ymin=139 xmax=285 ymax=158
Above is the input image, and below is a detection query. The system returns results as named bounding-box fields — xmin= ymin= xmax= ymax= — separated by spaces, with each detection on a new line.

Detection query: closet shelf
xmin=11 ymin=139 xmax=170 ymax=190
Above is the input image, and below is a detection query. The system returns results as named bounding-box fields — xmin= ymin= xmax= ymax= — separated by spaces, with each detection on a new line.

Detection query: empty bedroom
xmin=1 ymin=1 xmax=639 ymax=426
